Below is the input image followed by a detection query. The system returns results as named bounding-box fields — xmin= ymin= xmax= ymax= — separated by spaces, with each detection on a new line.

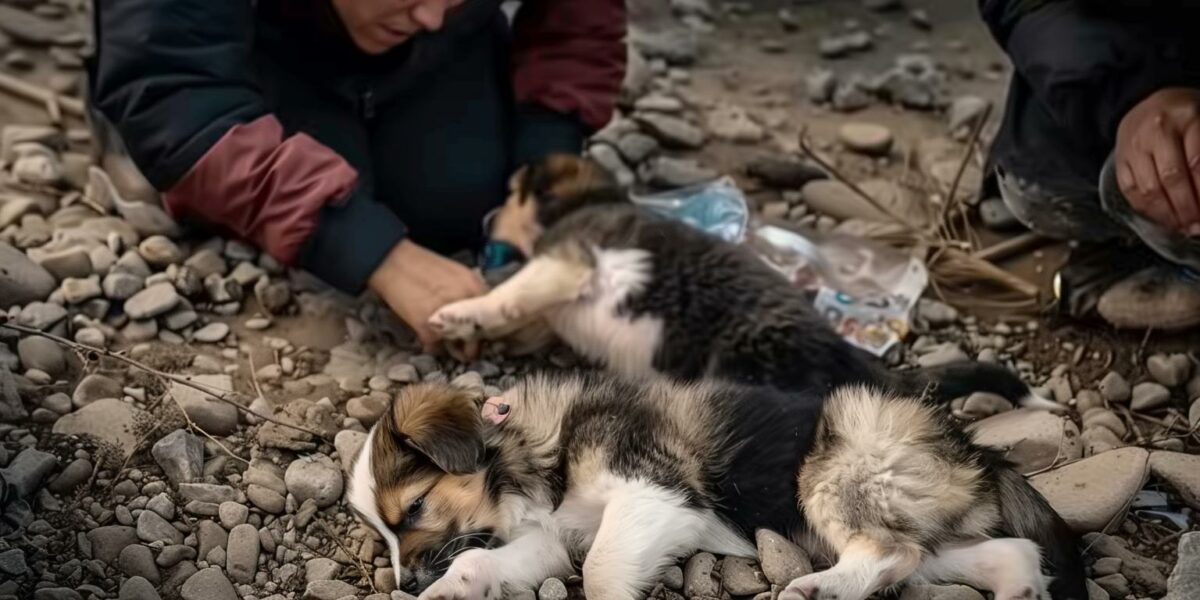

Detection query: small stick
xmin=166 ymin=387 xmax=249 ymax=466
xmin=942 ymin=103 xmax=993 ymax=216
xmin=0 ymin=71 xmax=85 ymax=121
xmin=972 ymin=231 xmax=1050 ymax=263
xmin=0 ymin=320 xmax=328 ymax=441
xmin=317 ymin=520 xmax=379 ymax=593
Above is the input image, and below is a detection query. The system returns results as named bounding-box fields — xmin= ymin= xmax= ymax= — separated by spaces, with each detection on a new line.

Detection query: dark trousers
xmin=255 ymin=21 xmax=515 ymax=290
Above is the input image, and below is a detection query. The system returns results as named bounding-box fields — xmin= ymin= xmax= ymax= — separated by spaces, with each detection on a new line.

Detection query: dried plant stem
xmin=0 ymin=320 xmax=328 ymax=442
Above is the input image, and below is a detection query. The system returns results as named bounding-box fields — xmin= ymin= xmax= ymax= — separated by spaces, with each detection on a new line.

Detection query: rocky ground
xmin=0 ymin=1 xmax=1198 ymax=600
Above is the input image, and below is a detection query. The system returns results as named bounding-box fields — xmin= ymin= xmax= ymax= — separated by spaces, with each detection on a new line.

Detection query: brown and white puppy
xmin=430 ymin=155 xmax=1064 ymax=410
xmin=347 ymin=372 xmax=1087 ymax=600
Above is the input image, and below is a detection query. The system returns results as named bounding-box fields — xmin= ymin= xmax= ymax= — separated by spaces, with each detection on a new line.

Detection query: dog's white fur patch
xmin=346 ymin=427 xmax=405 ymax=578
xmin=549 ymin=248 xmax=663 ymax=377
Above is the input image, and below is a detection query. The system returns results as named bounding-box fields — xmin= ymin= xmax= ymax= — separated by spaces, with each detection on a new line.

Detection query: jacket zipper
xmin=360 ymin=87 xmax=376 ymax=120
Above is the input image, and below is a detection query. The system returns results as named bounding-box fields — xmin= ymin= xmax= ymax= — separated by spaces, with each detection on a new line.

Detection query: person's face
xmin=331 ymin=0 xmax=464 ymax=54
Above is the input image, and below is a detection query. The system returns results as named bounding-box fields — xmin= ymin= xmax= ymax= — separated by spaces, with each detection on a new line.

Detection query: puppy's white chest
xmin=548 ymin=248 xmax=663 ymax=377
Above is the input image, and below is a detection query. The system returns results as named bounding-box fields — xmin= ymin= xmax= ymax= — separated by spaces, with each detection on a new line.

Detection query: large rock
xmin=17 ymin=336 xmax=66 ymax=377
xmin=1149 ymin=451 xmax=1200 ymax=510
xmin=756 ymin=528 xmax=811 ymax=585
xmin=181 ymin=567 xmax=238 ymax=600
xmin=721 ymin=556 xmax=769 ymax=595
xmin=17 ymin=301 xmax=68 ymax=331
xmin=1029 ymin=447 xmax=1150 ymax=532
xmin=634 ymin=113 xmax=705 ymax=149
xmin=683 ymin=553 xmax=719 ymax=598
xmin=87 ymin=526 xmax=140 ymax=564
xmin=0 ymin=448 xmax=57 ymax=498
xmin=1166 ymin=533 xmax=1200 ymax=600
xmin=137 ymin=510 xmax=183 ymax=545
xmin=970 ymin=410 xmax=1082 ymax=474
xmin=53 ymin=398 xmax=145 ymax=458
xmin=170 ymin=375 xmax=238 ymax=436
xmin=119 ymin=577 xmax=162 ymax=600
xmin=285 ymin=454 xmax=344 ymax=508
xmin=152 ymin=429 xmax=204 ymax=484
xmin=0 ymin=241 xmax=56 ymax=308
xmin=304 ymin=580 xmax=358 ymax=600
xmin=801 ymin=178 xmax=929 ymax=229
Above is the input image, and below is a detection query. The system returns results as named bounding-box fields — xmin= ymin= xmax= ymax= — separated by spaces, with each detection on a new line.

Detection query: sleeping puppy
xmin=347 ymin=373 xmax=1087 ymax=600
xmin=430 ymin=155 xmax=1062 ymax=409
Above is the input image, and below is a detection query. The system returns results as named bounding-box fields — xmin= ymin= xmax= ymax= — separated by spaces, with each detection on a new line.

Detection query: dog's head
xmin=347 ymin=384 xmax=503 ymax=590
xmin=489 ymin=153 xmax=625 ymax=258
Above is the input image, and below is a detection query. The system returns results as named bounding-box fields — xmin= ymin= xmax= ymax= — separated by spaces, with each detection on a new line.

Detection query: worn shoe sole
xmin=1097 ymin=267 xmax=1200 ymax=330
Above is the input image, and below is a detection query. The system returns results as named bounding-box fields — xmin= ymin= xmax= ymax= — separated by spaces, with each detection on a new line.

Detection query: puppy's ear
xmin=526 ymin=154 xmax=625 ymax=225
xmin=390 ymin=385 xmax=484 ymax=474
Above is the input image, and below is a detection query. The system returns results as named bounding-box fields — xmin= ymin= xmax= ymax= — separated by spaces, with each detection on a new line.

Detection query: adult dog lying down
xmin=347 ymin=373 xmax=1086 ymax=600
xmin=429 ymin=155 xmax=1062 ymax=411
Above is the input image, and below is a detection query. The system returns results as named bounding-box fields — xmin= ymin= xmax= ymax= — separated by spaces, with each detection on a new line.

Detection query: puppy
xmin=430 ymin=155 xmax=1062 ymax=409
xmin=347 ymin=373 xmax=1087 ymax=600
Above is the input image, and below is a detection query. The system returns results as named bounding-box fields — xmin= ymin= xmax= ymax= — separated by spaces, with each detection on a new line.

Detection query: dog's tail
xmin=874 ymin=360 xmax=1066 ymax=412
xmin=994 ymin=466 xmax=1089 ymax=600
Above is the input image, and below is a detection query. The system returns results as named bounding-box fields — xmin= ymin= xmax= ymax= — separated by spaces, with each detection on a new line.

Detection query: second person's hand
xmin=368 ymin=239 xmax=486 ymax=360
xmin=1115 ymin=87 xmax=1200 ymax=235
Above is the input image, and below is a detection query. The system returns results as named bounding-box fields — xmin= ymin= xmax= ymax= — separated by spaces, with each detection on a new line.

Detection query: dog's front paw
xmin=430 ymin=300 xmax=486 ymax=340
xmin=417 ymin=551 xmax=497 ymax=600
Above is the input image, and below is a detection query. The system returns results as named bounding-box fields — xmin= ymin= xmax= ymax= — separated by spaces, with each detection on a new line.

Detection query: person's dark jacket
xmin=980 ymin=0 xmax=1200 ymax=193
xmin=87 ymin=0 xmax=625 ymax=289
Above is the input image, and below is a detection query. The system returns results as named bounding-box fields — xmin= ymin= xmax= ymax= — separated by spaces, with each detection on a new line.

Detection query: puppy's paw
xmin=429 ymin=300 xmax=486 ymax=340
xmin=418 ymin=551 xmax=497 ymax=600
xmin=781 ymin=571 xmax=855 ymax=600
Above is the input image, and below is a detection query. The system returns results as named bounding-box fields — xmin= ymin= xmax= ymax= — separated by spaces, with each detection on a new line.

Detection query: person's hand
xmin=1115 ymin=87 xmax=1200 ymax=235
xmin=368 ymin=239 xmax=486 ymax=359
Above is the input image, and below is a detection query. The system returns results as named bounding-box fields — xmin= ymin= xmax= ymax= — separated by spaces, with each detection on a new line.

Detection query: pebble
xmin=1030 ymin=447 xmax=1150 ymax=532
xmin=156 ymin=545 xmax=196 ymax=569
xmin=219 ymin=501 xmax=250 ymax=528
xmin=124 ymin=282 xmax=181 ymax=320
xmin=226 ymin=523 xmax=260 ymax=584
xmin=87 ymin=525 xmax=140 ymax=564
xmin=53 ymin=398 xmax=146 ymax=457
xmin=755 ymin=528 xmax=811 ymax=585
xmin=18 ymin=339 xmax=66 ymax=384
xmin=1148 ymin=452 xmax=1200 ymax=510
xmin=683 ymin=552 xmax=720 ymax=597
xmin=172 ymin=375 xmax=238 ymax=436
xmin=634 ymin=113 xmax=705 ymax=149
xmin=18 ymin=301 xmax=68 ymax=331
xmin=806 ymin=68 xmax=837 ymax=103
xmin=1094 ymin=573 xmax=1130 ymax=598
xmin=119 ymin=576 xmax=163 ymax=600
xmin=73 ymin=373 xmax=123 ymax=409
xmin=1166 ymin=532 xmax=1200 ymax=600
xmin=0 ymin=548 xmax=27 ymax=577
xmin=103 ymin=271 xmax=145 ymax=300
xmin=193 ymin=322 xmax=230 ymax=343
xmin=538 ymin=577 xmax=568 ymax=600
xmin=245 ymin=317 xmax=272 ymax=330
xmin=1099 ymin=371 xmax=1131 ymax=404
xmin=641 ymin=156 xmax=717 ymax=188
xmin=33 ymin=247 xmax=93 ymax=280
xmin=1093 ymin=557 xmax=1123 ymax=577
xmin=947 ymin=95 xmax=990 ymax=134
xmin=347 ymin=395 xmax=388 ymax=426
xmin=0 ymin=241 xmax=57 ymax=308
xmin=181 ymin=567 xmax=238 ymax=600
xmin=745 ymin=156 xmax=825 ymax=189
xmin=970 ymin=410 xmax=1081 ymax=474
xmin=916 ymin=344 xmax=969 ymax=368
xmin=707 ymin=104 xmax=765 ymax=143
xmin=138 ymin=235 xmax=183 ymax=267
xmin=961 ymin=392 xmax=1013 ymax=418
xmin=48 ymin=457 xmax=92 ymax=494
xmin=152 ymin=428 xmax=204 ymax=484
xmin=285 ymin=454 xmax=344 ymax=508
xmin=306 ymin=558 xmax=341 ymax=583
xmin=137 ymin=509 xmax=184 ymax=545
xmin=75 ymin=327 xmax=107 ymax=347
xmin=304 ymin=580 xmax=358 ymax=600
xmin=662 ymin=565 xmax=685 ymax=589
xmin=118 ymin=544 xmax=160 ymax=584
xmin=838 ymin=122 xmax=894 ymax=156
xmin=147 ymin=493 xmax=176 ymax=520
xmin=247 ymin=484 xmax=286 ymax=514
xmin=1131 ymin=382 xmax=1170 ymax=411
xmin=916 ymin=298 xmax=959 ymax=326
xmin=1081 ymin=409 xmax=1126 ymax=438
xmin=722 ymin=556 xmax=769 ymax=595
xmin=616 ymin=132 xmax=659 ymax=163
xmin=62 ymin=275 xmax=102 ymax=304
xmin=831 ymin=79 xmax=872 ymax=112
xmin=1148 ymin=354 xmax=1192 ymax=388
xmin=184 ymin=249 xmax=228 ymax=278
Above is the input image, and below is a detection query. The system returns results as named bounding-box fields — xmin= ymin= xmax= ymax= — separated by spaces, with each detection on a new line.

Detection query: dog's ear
xmin=524 ymin=154 xmax=625 ymax=226
xmin=389 ymin=385 xmax=484 ymax=475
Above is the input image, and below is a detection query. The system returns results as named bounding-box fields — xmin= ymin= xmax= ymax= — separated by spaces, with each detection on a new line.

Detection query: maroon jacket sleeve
xmin=510 ymin=0 xmax=627 ymax=132
xmin=162 ymin=115 xmax=361 ymax=266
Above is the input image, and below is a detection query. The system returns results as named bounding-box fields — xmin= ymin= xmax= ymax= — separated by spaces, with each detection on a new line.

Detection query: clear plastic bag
xmin=631 ymin=176 xmax=750 ymax=244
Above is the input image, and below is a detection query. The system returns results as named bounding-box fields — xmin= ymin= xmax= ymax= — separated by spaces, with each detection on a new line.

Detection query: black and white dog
xmin=430 ymin=155 xmax=1062 ymax=410
xmin=347 ymin=372 xmax=1087 ymax=600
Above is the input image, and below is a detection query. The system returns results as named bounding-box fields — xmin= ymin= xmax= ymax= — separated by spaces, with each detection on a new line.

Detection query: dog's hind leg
xmin=779 ymin=535 xmax=922 ymax=600
xmin=582 ymin=482 xmax=733 ymax=600
xmin=430 ymin=255 xmax=593 ymax=340
xmin=910 ymin=538 xmax=1049 ymax=600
